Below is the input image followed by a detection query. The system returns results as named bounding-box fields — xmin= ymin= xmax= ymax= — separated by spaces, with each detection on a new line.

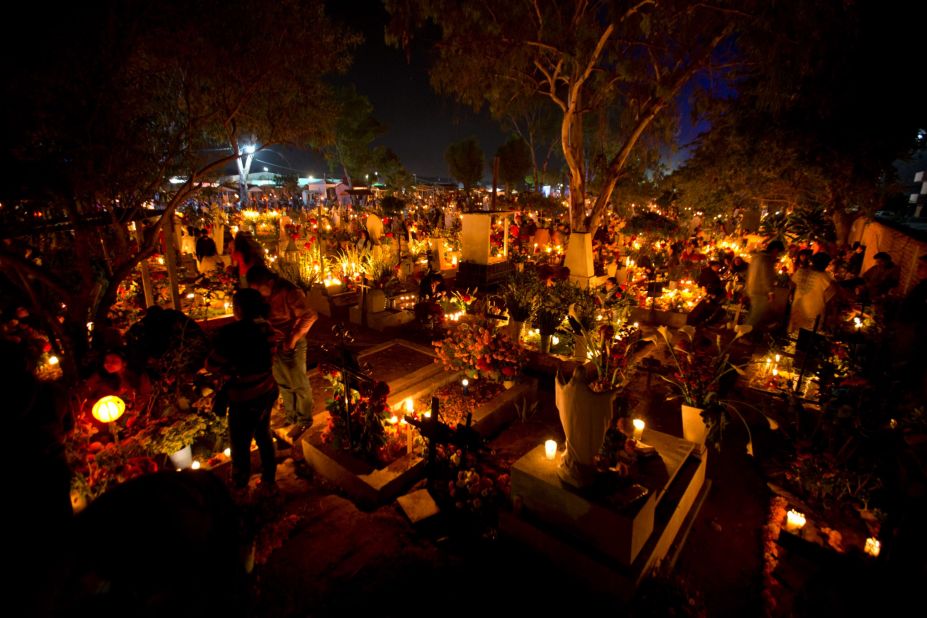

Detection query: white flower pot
xmin=169 ymin=445 xmax=193 ymax=469
xmin=681 ymin=405 xmax=709 ymax=445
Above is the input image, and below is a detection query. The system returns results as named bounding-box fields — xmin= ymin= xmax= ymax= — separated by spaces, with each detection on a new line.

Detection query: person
xmin=83 ymin=349 xmax=152 ymax=411
xmin=846 ymin=242 xmax=865 ymax=276
xmin=229 ymin=231 xmax=265 ymax=284
xmin=794 ymin=248 xmax=813 ymax=273
xmin=745 ymin=239 xmax=785 ymax=331
xmin=688 ymin=261 xmax=726 ymax=326
xmin=245 ymin=265 xmax=318 ymax=438
xmin=788 ymin=252 xmax=837 ymax=333
xmin=600 ymin=277 xmax=621 ymax=304
xmin=861 ymin=251 xmax=900 ymax=302
xmin=356 ymin=228 xmax=375 ymax=252
xmin=207 ymin=288 xmax=279 ymax=491
xmin=195 ymin=228 xmax=221 ymax=275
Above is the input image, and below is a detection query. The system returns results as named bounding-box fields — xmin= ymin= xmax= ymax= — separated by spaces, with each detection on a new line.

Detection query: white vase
xmin=681 ymin=405 xmax=709 ymax=445
xmin=169 ymin=445 xmax=193 ymax=469
xmin=555 ymin=366 xmax=617 ymax=487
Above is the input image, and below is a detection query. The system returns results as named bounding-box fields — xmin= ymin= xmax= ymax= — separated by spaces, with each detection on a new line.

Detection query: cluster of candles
xmin=763 ymin=353 xmax=783 ymax=378
xmin=543 ymin=418 xmax=645 ymax=463
xmin=389 ymin=397 xmax=433 ymax=455
xmin=786 ymin=508 xmax=881 ymax=557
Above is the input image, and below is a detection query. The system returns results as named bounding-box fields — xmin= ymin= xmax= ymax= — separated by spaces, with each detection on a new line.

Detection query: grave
xmin=502 ymin=428 xmax=709 ymax=600
xmin=302 ymin=339 xmax=537 ymax=505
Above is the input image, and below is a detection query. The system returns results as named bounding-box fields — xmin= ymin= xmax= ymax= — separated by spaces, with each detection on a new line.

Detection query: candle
xmin=403 ymin=398 xmax=414 ymax=415
xmin=401 ymin=418 xmax=412 ymax=454
xmin=462 ymin=378 xmax=469 ymax=396
xmin=191 ymin=460 xmax=201 ymax=470
xmin=544 ymin=440 xmax=557 ymax=461
xmin=864 ymin=537 xmax=880 ymax=557
xmin=223 ymin=448 xmax=231 ymax=457
xmin=632 ymin=419 xmax=645 ymax=441
xmin=785 ymin=509 xmax=806 ymax=532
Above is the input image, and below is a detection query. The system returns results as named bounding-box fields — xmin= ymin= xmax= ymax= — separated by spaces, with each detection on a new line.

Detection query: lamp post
xmin=237 ymin=142 xmax=256 ymax=207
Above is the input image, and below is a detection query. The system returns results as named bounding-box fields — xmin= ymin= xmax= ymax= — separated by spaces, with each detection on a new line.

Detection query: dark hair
xmin=766 ymin=240 xmax=785 ymax=253
xmin=606 ymin=277 xmax=618 ymax=285
xmin=810 ymin=252 xmax=831 ymax=271
xmin=245 ymin=264 xmax=277 ymax=286
xmin=233 ymin=288 xmax=269 ymax=320
xmin=873 ymin=252 xmax=892 ymax=263
xmin=232 ymin=232 xmax=265 ymax=266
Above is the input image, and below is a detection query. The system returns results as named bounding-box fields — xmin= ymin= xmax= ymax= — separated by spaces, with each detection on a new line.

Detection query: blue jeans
xmin=272 ymin=337 xmax=313 ymax=426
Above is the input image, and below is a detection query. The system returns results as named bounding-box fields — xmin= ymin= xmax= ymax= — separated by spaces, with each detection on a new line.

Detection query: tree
xmin=504 ymin=98 xmax=563 ymax=192
xmin=386 ymin=0 xmax=744 ymax=236
xmin=324 ymin=86 xmax=386 ymax=187
xmin=671 ymin=0 xmax=926 ymax=244
xmin=496 ymin=137 xmax=532 ymax=193
xmin=445 ymin=138 xmax=485 ymax=202
xmin=0 ymin=0 xmax=358 ymax=381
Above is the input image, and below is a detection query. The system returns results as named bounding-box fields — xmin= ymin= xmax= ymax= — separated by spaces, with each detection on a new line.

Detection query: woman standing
xmin=207 ymin=289 xmax=279 ymax=492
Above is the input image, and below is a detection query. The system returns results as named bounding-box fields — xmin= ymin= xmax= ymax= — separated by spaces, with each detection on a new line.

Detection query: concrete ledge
xmin=301 ymin=412 xmax=425 ymax=508
xmin=468 ymin=379 xmax=537 ymax=437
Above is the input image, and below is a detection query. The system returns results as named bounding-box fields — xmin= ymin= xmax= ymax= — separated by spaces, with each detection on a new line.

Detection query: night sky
xmin=267 ymin=0 xmax=507 ymax=182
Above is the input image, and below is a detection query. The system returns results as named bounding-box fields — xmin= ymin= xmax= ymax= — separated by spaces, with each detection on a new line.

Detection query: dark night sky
xmin=267 ymin=0 xmax=508 ymax=182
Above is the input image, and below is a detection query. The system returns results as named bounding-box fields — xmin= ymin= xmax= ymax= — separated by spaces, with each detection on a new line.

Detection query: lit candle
xmin=48 ymin=355 xmax=59 ymax=366
xmin=544 ymin=440 xmax=557 ymax=461
xmin=632 ymin=419 xmax=645 ymax=441
xmin=191 ymin=460 xmax=201 ymax=470
xmin=403 ymin=398 xmax=414 ymax=415
xmin=223 ymin=448 xmax=231 ymax=457
xmin=864 ymin=537 xmax=880 ymax=557
xmin=785 ymin=509 xmax=806 ymax=532
xmin=401 ymin=418 xmax=412 ymax=454
xmin=462 ymin=378 xmax=469 ymax=396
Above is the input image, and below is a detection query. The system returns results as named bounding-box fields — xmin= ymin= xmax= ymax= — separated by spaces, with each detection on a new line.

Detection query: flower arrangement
xmin=501 ymin=270 xmax=539 ymax=322
xmin=433 ymin=321 xmax=527 ymax=383
xmin=651 ymin=324 xmax=758 ymax=450
xmin=573 ymin=320 xmax=641 ymax=392
xmin=652 ymin=325 xmax=749 ymax=409
xmin=319 ymin=368 xmax=406 ymax=465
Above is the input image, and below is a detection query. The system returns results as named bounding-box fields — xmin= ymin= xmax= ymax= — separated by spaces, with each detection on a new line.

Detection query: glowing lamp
xmin=92 ymin=396 xmax=125 ymax=424
xmin=785 ymin=509 xmax=806 ymax=532
xmin=632 ymin=419 xmax=645 ymax=441
xmin=544 ymin=440 xmax=558 ymax=461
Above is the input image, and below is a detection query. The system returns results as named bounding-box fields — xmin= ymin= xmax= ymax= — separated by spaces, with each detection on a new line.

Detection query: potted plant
xmin=138 ymin=411 xmax=221 ymax=468
xmin=501 ymin=270 xmax=539 ymax=342
xmin=651 ymin=324 xmax=754 ymax=451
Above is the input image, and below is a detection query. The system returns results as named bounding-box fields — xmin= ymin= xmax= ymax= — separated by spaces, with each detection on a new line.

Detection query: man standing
xmin=745 ymin=240 xmax=785 ymax=332
xmin=246 ymin=265 xmax=318 ymax=439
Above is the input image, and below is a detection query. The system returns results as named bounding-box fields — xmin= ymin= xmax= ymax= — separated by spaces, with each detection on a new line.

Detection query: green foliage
xmin=501 ymin=269 xmax=540 ymax=322
xmin=445 ymin=137 xmax=485 ymax=191
xmin=0 ymin=0 xmax=359 ymax=382
xmin=386 ymin=0 xmax=746 ymax=231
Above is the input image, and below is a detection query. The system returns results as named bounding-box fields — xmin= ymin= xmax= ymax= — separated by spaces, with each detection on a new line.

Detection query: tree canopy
xmin=496 ymin=137 xmax=532 ymax=192
xmin=670 ymin=0 xmax=926 ymax=243
xmin=0 ymin=0 xmax=358 ymax=380
xmin=386 ymin=0 xmax=746 ymax=233
xmin=445 ymin=138 xmax=485 ymax=194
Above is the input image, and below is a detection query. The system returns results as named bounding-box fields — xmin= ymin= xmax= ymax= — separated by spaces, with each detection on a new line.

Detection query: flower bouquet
xmin=651 ymin=324 xmax=757 ymax=451
xmin=433 ymin=321 xmax=527 ymax=383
